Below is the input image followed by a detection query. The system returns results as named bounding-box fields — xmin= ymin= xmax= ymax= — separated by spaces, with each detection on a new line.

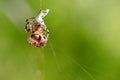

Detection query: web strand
xmin=40 ymin=0 xmax=42 ymax=9
xmin=49 ymin=42 xmax=62 ymax=73
xmin=49 ymin=42 xmax=95 ymax=80
xmin=66 ymin=55 xmax=96 ymax=80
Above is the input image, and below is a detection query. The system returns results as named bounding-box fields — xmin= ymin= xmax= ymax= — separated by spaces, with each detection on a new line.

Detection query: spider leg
xmin=25 ymin=19 xmax=30 ymax=32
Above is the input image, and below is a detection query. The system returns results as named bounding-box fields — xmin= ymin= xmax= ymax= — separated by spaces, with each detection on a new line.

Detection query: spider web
xmin=49 ymin=41 xmax=96 ymax=80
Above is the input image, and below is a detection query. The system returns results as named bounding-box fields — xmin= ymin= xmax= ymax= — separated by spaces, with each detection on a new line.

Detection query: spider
xmin=25 ymin=9 xmax=50 ymax=47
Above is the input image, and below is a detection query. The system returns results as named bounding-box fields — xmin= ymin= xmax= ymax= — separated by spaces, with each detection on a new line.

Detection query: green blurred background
xmin=0 ymin=0 xmax=120 ymax=80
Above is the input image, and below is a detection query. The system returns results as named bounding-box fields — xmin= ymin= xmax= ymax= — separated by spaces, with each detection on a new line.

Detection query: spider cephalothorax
xmin=25 ymin=9 xmax=50 ymax=47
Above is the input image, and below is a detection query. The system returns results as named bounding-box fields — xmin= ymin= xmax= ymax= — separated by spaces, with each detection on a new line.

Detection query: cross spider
xmin=25 ymin=17 xmax=49 ymax=47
